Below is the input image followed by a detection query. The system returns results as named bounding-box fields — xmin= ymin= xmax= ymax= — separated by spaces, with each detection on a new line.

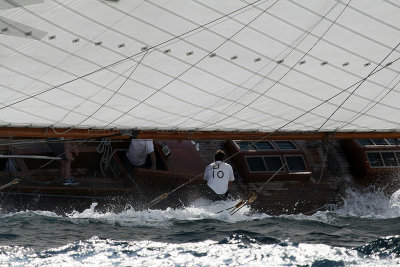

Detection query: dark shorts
xmin=199 ymin=184 xmax=229 ymax=201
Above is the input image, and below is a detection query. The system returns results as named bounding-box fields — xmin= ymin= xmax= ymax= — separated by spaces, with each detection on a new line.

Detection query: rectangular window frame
xmin=367 ymin=151 xmax=400 ymax=168
xmin=245 ymin=156 xmax=267 ymax=173
xmin=263 ymin=155 xmax=285 ymax=172
xmin=284 ymin=155 xmax=308 ymax=172
xmin=273 ymin=140 xmax=298 ymax=150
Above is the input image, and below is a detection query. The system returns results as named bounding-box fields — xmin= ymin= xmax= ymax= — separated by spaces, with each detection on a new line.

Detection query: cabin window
xmin=358 ymin=139 xmax=374 ymax=146
xmin=255 ymin=141 xmax=275 ymax=150
xmin=381 ymin=152 xmax=398 ymax=166
xmin=274 ymin=141 xmax=297 ymax=150
xmin=366 ymin=151 xmax=400 ymax=167
xmin=387 ymin=139 xmax=400 ymax=146
xmin=284 ymin=155 xmax=307 ymax=171
xmin=358 ymin=139 xmax=400 ymax=147
xmin=236 ymin=141 xmax=256 ymax=150
xmin=235 ymin=141 xmax=275 ymax=151
xmin=367 ymin=152 xmax=384 ymax=167
xmin=371 ymin=139 xmax=388 ymax=145
xmin=264 ymin=156 xmax=284 ymax=171
xmin=246 ymin=157 xmax=266 ymax=172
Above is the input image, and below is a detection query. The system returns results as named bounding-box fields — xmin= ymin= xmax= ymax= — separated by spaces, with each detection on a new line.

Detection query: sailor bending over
xmin=203 ymin=150 xmax=235 ymax=200
xmin=125 ymin=139 xmax=156 ymax=170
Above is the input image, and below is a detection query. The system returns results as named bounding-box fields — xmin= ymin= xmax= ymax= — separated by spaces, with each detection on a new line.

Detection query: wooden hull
xmin=0 ymin=138 xmax=398 ymax=214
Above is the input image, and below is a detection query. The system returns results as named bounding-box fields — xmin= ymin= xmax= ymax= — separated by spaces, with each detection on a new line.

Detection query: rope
xmin=96 ymin=139 xmax=113 ymax=178
xmin=318 ymin=138 xmax=331 ymax=184
xmin=0 ymin=179 xmax=20 ymax=191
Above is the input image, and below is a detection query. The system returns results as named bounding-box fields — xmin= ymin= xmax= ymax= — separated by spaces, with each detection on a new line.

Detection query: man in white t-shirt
xmin=203 ymin=150 xmax=235 ymax=200
xmin=126 ymin=139 xmax=156 ymax=170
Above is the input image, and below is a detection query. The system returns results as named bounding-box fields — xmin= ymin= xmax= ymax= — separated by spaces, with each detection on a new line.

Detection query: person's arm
xmin=203 ymin=165 xmax=209 ymax=183
xmin=228 ymin=165 xmax=235 ymax=188
xmin=150 ymin=151 xmax=156 ymax=170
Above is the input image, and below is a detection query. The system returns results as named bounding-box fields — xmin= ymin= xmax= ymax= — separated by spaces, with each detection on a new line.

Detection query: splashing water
xmin=61 ymin=198 xmax=270 ymax=228
xmin=331 ymin=187 xmax=400 ymax=219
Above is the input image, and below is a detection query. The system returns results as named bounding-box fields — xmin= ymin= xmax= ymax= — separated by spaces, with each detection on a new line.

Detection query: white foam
xmin=333 ymin=187 xmax=400 ymax=219
xmin=1 ymin=237 xmax=399 ymax=266
xmin=60 ymin=198 xmax=270 ymax=228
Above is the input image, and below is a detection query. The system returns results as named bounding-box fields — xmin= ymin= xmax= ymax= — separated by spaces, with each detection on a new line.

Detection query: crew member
xmin=203 ymin=150 xmax=235 ymax=200
xmin=125 ymin=139 xmax=156 ymax=170
xmin=48 ymin=138 xmax=79 ymax=186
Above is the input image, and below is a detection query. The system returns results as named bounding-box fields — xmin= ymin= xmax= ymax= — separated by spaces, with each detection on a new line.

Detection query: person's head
xmin=214 ymin=150 xmax=226 ymax=161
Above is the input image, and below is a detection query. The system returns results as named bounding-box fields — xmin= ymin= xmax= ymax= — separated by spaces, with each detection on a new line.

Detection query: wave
xmin=333 ymin=187 xmax=400 ymax=219
xmin=1 ymin=236 xmax=400 ymax=266
xmin=0 ymin=198 xmax=270 ymax=228
xmin=2 ymin=186 xmax=400 ymax=226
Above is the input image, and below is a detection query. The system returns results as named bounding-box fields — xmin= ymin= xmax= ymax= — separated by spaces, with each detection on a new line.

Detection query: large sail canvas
xmin=0 ymin=0 xmax=399 ymax=134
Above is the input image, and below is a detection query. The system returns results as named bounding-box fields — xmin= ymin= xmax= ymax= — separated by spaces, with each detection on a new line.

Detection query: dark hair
xmin=214 ymin=150 xmax=226 ymax=161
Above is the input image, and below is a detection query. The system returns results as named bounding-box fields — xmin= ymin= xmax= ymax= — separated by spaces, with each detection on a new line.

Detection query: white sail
xmin=0 ymin=0 xmax=399 ymax=133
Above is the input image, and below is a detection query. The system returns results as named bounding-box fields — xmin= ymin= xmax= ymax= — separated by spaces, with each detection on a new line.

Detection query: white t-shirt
xmin=126 ymin=139 xmax=154 ymax=166
xmin=203 ymin=161 xmax=235 ymax=194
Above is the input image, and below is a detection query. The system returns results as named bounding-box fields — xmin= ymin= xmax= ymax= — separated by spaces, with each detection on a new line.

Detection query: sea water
xmin=1 ymin=188 xmax=400 ymax=266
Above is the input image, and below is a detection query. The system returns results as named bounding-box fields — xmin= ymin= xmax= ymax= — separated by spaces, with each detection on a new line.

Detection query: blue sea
xmin=1 ymin=187 xmax=400 ymax=266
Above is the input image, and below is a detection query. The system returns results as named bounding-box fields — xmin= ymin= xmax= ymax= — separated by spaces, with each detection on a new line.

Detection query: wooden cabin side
xmin=224 ymin=139 xmax=342 ymax=214
xmin=342 ymin=138 xmax=400 ymax=192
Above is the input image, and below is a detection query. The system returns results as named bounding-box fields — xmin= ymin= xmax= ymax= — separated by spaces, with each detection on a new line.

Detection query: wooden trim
xmin=1 ymin=127 xmax=400 ymax=140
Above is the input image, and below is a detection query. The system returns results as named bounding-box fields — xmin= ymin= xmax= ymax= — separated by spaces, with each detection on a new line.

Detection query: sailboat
xmin=0 ymin=0 xmax=399 ymax=214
